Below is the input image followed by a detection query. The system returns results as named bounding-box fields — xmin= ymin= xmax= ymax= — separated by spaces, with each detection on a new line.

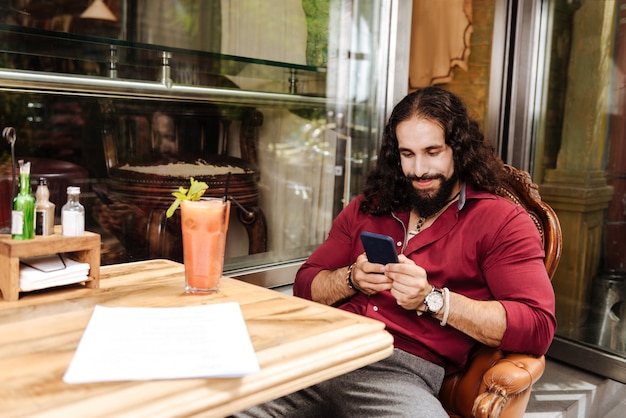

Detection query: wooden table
xmin=0 ymin=259 xmax=393 ymax=417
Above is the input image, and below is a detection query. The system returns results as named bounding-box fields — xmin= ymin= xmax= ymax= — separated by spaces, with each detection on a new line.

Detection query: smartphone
xmin=360 ymin=231 xmax=399 ymax=265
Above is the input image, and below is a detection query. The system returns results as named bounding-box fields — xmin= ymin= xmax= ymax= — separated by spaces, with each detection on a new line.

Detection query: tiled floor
xmin=525 ymin=359 xmax=626 ymax=417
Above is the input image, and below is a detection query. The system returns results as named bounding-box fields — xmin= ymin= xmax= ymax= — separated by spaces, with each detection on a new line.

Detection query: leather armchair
xmin=439 ymin=164 xmax=562 ymax=418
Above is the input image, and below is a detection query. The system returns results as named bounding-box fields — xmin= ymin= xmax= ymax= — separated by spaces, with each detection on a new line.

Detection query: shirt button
xmin=396 ymin=241 xmax=402 ymax=247
xmin=373 ymin=306 xmax=379 ymax=311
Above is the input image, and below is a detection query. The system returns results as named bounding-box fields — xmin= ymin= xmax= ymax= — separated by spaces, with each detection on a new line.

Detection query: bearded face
xmin=405 ymin=171 xmax=459 ymax=218
xmin=396 ymin=117 xmax=460 ymax=218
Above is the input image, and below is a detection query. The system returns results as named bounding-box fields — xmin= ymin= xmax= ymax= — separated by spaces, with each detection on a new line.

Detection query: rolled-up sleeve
xmin=294 ymin=198 xmax=361 ymax=300
xmin=482 ymin=206 xmax=557 ymax=355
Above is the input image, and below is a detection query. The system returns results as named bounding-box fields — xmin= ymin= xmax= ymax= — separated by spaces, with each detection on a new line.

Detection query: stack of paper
xmin=19 ymin=254 xmax=90 ymax=292
xmin=63 ymin=303 xmax=260 ymax=383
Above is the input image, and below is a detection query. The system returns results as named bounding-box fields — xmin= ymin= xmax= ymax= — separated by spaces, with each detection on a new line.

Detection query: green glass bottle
xmin=11 ymin=160 xmax=35 ymax=240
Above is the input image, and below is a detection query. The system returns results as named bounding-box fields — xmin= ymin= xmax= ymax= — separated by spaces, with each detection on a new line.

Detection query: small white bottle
xmin=35 ymin=177 xmax=55 ymax=236
xmin=62 ymin=186 xmax=85 ymax=236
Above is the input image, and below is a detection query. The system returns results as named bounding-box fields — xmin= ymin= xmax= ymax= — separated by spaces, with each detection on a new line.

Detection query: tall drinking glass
xmin=180 ymin=198 xmax=230 ymax=293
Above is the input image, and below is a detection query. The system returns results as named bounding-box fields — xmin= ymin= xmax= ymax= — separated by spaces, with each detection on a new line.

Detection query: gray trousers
xmin=232 ymin=348 xmax=448 ymax=418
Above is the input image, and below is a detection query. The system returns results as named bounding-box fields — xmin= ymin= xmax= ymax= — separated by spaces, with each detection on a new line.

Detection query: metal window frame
xmin=487 ymin=0 xmax=550 ymax=174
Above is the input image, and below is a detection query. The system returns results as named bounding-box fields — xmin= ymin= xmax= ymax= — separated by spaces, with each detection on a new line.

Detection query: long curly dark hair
xmin=360 ymin=86 xmax=504 ymax=215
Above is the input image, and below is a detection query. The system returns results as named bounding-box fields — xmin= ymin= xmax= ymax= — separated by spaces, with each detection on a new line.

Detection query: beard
xmin=405 ymin=171 xmax=459 ymax=218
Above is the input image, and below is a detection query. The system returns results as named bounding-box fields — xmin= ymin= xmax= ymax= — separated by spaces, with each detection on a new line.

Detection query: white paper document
xmin=63 ymin=303 xmax=260 ymax=384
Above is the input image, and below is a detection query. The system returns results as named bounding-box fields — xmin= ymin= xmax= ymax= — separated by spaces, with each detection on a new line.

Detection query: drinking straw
xmin=221 ymin=171 xmax=252 ymax=217
xmin=224 ymin=172 xmax=231 ymax=202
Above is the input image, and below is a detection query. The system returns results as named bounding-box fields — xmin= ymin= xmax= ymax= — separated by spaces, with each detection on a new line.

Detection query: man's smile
xmin=413 ymin=178 xmax=437 ymax=189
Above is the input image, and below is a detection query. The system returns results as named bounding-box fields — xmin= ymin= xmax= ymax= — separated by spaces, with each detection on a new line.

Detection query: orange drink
xmin=180 ymin=198 xmax=230 ymax=293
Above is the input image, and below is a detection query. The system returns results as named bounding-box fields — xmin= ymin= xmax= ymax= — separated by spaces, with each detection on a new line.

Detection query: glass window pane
xmin=533 ymin=0 xmax=626 ymax=379
xmin=0 ymin=1 xmax=390 ymax=279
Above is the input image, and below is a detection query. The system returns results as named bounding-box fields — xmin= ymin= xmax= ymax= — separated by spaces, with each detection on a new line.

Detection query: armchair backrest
xmin=495 ymin=164 xmax=562 ymax=279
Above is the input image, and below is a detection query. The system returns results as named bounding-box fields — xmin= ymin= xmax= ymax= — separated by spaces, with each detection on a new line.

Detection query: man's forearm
xmin=436 ymin=291 xmax=507 ymax=347
xmin=310 ymin=267 xmax=357 ymax=305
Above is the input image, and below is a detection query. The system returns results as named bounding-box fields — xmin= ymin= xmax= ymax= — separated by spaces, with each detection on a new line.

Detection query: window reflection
xmin=1 ymin=0 xmax=371 ymax=276
xmin=535 ymin=0 xmax=626 ymax=378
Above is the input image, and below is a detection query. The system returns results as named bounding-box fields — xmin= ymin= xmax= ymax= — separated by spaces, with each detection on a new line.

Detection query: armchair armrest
xmin=472 ymin=354 xmax=545 ymax=418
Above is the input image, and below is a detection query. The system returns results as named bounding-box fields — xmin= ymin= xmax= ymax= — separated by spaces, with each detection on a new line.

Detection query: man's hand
xmin=350 ymin=253 xmax=393 ymax=295
xmin=382 ymin=255 xmax=430 ymax=310
xmin=380 ymin=255 xmax=507 ymax=347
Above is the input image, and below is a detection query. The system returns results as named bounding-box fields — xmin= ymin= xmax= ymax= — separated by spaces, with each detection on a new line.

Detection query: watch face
xmin=425 ymin=290 xmax=444 ymax=313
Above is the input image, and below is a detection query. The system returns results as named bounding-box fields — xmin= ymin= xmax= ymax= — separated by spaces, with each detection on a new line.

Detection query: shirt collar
xmin=458 ymin=182 xmax=467 ymax=210
xmin=460 ymin=182 xmax=498 ymax=209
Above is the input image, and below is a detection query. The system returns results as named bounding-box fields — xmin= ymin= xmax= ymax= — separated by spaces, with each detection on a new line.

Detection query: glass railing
xmin=0 ymin=24 xmax=328 ymax=105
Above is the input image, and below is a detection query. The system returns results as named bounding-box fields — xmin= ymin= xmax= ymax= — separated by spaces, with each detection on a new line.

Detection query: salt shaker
xmin=61 ymin=186 xmax=85 ymax=236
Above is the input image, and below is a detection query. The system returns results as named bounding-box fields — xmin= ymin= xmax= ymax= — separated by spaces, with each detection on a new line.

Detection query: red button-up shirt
xmin=294 ymin=184 xmax=556 ymax=374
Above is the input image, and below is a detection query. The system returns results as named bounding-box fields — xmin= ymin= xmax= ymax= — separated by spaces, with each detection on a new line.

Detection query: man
xmin=236 ymin=87 xmax=556 ymax=417
xmin=152 ymin=111 xmax=178 ymax=161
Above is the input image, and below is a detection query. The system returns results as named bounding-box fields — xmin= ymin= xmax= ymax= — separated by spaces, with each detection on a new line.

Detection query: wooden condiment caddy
xmin=0 ymin=226 xmax=100 ymax=301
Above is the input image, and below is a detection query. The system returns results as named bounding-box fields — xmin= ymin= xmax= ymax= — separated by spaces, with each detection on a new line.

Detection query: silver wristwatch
xmin=423 ymin=287 xmax=444 ymax=315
